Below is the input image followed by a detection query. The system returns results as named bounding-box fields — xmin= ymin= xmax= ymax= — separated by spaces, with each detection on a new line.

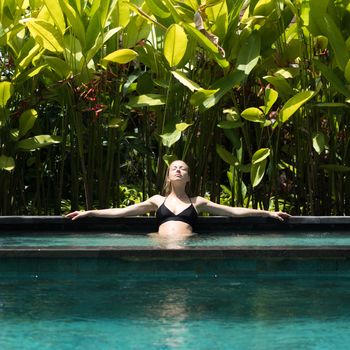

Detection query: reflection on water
xmin=1 ymin=231 xmax=350 ymax=248
xmin=1 ymin=273 xmax=350 ymax=350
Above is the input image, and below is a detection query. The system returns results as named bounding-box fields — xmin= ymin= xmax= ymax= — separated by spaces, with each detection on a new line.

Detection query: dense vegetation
xmin=1 ymin=0 xmax=350 ymax=215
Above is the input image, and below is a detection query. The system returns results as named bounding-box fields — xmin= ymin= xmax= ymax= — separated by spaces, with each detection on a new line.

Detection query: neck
xmin=169 ymin=183 xmax=188 ymax=198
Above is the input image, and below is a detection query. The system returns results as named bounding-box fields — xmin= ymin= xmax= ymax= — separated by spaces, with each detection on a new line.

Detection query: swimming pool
xmin=1 ymin=216 xmax=350 ymax=349
xmin=1 ymin=258 xmax=350 ymax=350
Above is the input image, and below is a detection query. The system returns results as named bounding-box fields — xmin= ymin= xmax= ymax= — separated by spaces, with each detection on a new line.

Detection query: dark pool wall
xmin=1 ymin=216 xmax=350 ymax=233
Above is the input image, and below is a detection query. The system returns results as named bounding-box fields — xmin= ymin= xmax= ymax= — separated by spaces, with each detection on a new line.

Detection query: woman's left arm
xmin=194 ymin=197 xmax=291 ymax=221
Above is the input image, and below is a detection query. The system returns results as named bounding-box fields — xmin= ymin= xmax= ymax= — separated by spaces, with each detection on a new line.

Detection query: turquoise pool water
xmin=0 ymin=265 xmax=349 ymax=350
xmin=1 ymin=231 xmax=350 ymax=247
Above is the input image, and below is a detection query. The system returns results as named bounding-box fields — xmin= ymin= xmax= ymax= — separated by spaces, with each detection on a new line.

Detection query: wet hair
xmin=162 ymin=160 xmax=191 ymax=196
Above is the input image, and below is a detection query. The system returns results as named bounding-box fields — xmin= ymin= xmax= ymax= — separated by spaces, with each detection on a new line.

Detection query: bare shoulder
xmin=147 ymin=195 xmax=164 ymax=207
xmin=191 ymin=196 xmax=210 ymax=211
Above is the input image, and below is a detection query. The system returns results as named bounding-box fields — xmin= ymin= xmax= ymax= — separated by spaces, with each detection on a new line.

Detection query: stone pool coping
xmin=1 ymin=215 xmax=350 ymax=233
xmin=1 ymin=216 xmax=350 ymax=260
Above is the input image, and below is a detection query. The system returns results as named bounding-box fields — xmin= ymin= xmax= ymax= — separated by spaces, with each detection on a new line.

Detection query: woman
xmin=66 ymin=160 xmax=290 ymax=237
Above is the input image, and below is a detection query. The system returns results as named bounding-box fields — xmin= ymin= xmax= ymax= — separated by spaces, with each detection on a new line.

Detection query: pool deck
xmin=0 ymin=216 xmax=350 ymax=259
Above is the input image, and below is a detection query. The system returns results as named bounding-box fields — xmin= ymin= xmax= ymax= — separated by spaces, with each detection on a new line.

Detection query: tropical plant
xmin=1 ymin=0 xmax=349 ymax=215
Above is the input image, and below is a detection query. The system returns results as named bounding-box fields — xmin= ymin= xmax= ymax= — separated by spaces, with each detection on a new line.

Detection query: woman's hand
xmin=268 ymin=211 xmax=291 ymax=221
xmin=65 ymin=210 xmax=90 ymax=220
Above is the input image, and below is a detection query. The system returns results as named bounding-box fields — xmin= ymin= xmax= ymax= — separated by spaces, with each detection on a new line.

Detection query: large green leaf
xmin=263 ymin=75 xmax=293 ymax=100
xmin=14 ymin=65 xmax=47 ymax=84
xmin=310 ymin=1 xmax=349 ymax=72
xmin=251 ymin=158 xmax=267 ymax=187
xmin=45 ymin=56 xmax=72 ymax=79
xmin=345 ymin=59 xmax=350 ymax=83
xmin=190 ymin=88 xmax=219 ymax=107
xmin=252 ymin=148 xmax=270 ymax=165
xmin=111 ymin=0 xmax=130 ymax=27
xmin=253 ymin=0 xmax=275 ymax=16
xmin=17 ymin=42 xmax=41 ymax=71
xmin=122 ymin=15 xmax=152 ymax=49
xmin=263 ymin=88 xmax=278 ymax=114
xmin=216 ymin=144 xmax=239 ymax=166
xmin=182 ymin=23 xmax=229 ymax=69
xmin=161 ymin=0 xmax=182 ymax=22
xmin=0 ymin=81 xmax=13 ymax=108
xmin=241 ymin=107 xmax=265 ymax=123
xmin=250 ymin=148 xmax=270 ymax=187
xmin=86 ymin=27 xmax=122 ymax=63
xmin=160 ymin=123 xmax=191 ymax=148
xmin=19 ymin=109 xmax=38 ymax=138
xmin=164 ymin=24 xmax=188 ymax=68
xmin=128 ymin=94 xmax=166 ymax=107
xmin=312 ymin=132 xmax=325 ymax=155
xmin=236 ymin=31 xmax=261 ymax=77
xmin=43 ymin=0 xmax=65 ymax=34
xmin=16 ymin=135 xmax=62 ymax=151
xmin=58 ymin=0 xmax=86 ymax=47
xmin=193 ymin=70 xmax=245 ymax=111
xmin=206 ymin=0 xmax=228 ymax=39
xmin=145 ymin=0 xmax=170 ymax=19
xmin=279 ymin=91 xmax=315 ymax=124
xmin=0 ymin=155 xmax=15 ymax=171
xmin=103 ymin=49 xmax=139 ymax=64
xmin=171 ymin=70 xmax=201 ymax=91
xmin=25 ymin=19 xmax=64 ymax=53
xmin=314 ymin=60 xmax=350 ymax=98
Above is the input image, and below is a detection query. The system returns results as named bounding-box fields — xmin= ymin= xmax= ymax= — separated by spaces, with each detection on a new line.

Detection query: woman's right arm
xmin=66 ymin=195 xmax=162 ymax=220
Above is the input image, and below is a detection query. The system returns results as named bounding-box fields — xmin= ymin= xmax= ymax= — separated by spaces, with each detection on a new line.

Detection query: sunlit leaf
xmin=103 ymin=49 xmax=138 ymax=64
xmin=263 ymin=75 xmax=293 ymax=100
xmin=252 ymin=148 xmax=270 ymax=165
xmin=128 ymin=94 xmax=166 ymax=107
xmin=190 ymin=89 xmax=219 ymax=106
xmin=236 ymin=31 xmax=261 ymax=76
xmin=0 ymin=155 xmax=15 ymax=171
xmin=251 ymin=158 xmax=267 ymax=187
xmin=145 ymin=0 xmax=170 ymax=19
xmin=0 ymin=81 xmax=13 ymax=108
xmin=160 ymin=129 xmax=181 ymax=147
xmin=43 ymin=0 xmax=65 ymax=34
xmin=164 ymin=24 xmax=188 ymax=68
xmin=197 ymin=70 xmax=245 ymax=111
xmin=345 ymin=59 xmax=350 ymax=83
xmin=264 ymin=88 xmax=278 ymax=114
xmin=25 ymin=19 xmax=64 ymax=53
xmin=241 ymin=107 xmax=265 ymax=123
xmin=182 ymin=23 xmax=229 ymax=69
xmin=176 ymin=122 xmax=192 ymax=132
xmin=16 ymin=135 xmax=62 ymax=151
xmin=19 ymin=109 xmax=38 ymax=138
xmin=58 ymin=0 xmax=86 ymax=47
xmin=312 ymin=132 xmax=325 ymax=155
xmin=171 ymin=70 xmax=201 ymax=91
xmin=279 ymin=91 xmax=315 ymax=123
xmin=253 ymin=0 xmax=275 ymax=16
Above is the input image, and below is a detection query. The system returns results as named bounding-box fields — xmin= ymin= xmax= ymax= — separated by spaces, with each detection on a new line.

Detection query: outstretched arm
xmin=195 ymin=197 xmax=290 ymax=221
xmin=66 ymin=195 xmax=161 ymax=221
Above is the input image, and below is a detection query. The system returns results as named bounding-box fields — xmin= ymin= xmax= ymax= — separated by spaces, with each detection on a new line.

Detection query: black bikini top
xmin=156 ymin=197 xmax=198 ymax=229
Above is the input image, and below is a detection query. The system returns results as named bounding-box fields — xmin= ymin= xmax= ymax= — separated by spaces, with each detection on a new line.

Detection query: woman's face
xmin=168 ymin=161 xmax=190 ymax=184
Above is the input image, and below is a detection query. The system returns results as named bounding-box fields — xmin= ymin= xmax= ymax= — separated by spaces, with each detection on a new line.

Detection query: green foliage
xmin=1 ymin=0 xmax=350 ymax=215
